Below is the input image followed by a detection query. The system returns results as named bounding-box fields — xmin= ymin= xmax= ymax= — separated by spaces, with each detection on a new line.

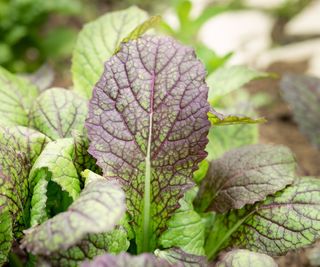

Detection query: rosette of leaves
xmin=1 ymin=6 xmax=320 ymax=267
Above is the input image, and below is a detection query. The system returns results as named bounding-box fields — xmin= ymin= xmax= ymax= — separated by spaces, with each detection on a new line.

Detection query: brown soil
xmin=248 ymin=60 xmax=320 ymax=177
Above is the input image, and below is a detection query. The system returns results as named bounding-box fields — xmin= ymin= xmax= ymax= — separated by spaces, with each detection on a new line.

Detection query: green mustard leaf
xmin=38 ymin=229 xmax=129 ymax=267
xmin=208 ymin=109 xmax=266 ymax=126
xmin=29 ymin=138 xmax=80 ymax=200
xmin=114 ymin=15 xmax=161 ymax=54
xmin=29 ymin=177 xmax=49 ymax=227
xmin=21 ymin=178 xmax=126 ymax=255
xmin=195 ymin=144 xmax=296 ymax=213
xmin=216 ymin=249 xmax=277 ymax=267
xmin=280 ymin=73 xmax=320 ymax=149
xmin=29 ymin=88 xmax=87 ymax=140
xmin=0 ymin=205 xmax=13 ymax=265
xmin=72 ymin=6 xmax=148 ymax=98
xmin=72 ymin=131 xmax=101 ymax=181
xmin=159 ymin=189 xmax=206 ymax=255
xmin=0 ymin=126 xmax=51 ymax=165
xmin=230 ymin=177 xmax=320 ymax=255
xmin=0 ymin=66 xmax=39 ymax=126
xmin=205 ymin=105 xmax=259 ymax=161
xmin=86 ymin=35 xmax=210 ymax=253
xmin=155 ymin=248 xmax=208 ymax=267
xmin=207 ymin=65 xmax=273 ymax=103
xmin=81 ymin=252 xmax=173 ymax=267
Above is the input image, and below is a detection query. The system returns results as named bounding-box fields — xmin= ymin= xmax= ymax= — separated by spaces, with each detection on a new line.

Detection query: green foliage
xmin=0 ymin=0 xmax=81 ymax=73
xmin=0 ymin=5 xmax=319 ymax=267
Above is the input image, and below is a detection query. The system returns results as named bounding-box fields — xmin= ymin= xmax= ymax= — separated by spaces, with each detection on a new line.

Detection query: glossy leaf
xmin=159 ymin=189 xmax=206 ymax=255
xmin=195 ymin=144 xmax=296 ymax=213
xmin=216 ymin=249 xmax=277 ymax=267
xmin=29 ymin=88 xmax=87 ymax=140
xmin=0 ymin=66 xmax=38 ymax=126
xmin=280 ymin=73 xmax=320 ymax=149
xmin=29 ymin=138 xmax=80 ymax=200
xmin=21 ymin=176 xmax=126 ymax=255
xmin=81 ymin=252 xmax=174 ymax=267
xmin=86 ymin=35 xmax=210 ymax=252
xmin=207 ymin=65 xmax=273 ymax=103
xmin=72 ymin=6 xmax=148 ymax=98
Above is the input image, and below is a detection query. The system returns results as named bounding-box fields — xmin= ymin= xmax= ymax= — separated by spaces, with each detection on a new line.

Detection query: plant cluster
xmin=0 ymin=6 xmax=320 ymax=267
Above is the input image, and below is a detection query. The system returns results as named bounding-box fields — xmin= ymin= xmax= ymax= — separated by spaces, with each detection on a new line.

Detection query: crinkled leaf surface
xmin=230 ymin=177 xmax=320 ymax=255
xmin=29 ymin=138 xmax=80 ymax=200
xmin=21 ymin=177 xmax=126 ymax=255
xmin=155 ymin=248 xmax=208 ymax=267
xmin=81 ymin=252 xmax=175 ymax=267
xmin=159 ymin=189 xmax=206 ymax=255
xmin=86 ymin=35 xmax=210 ymax=252
xmin=195 ymin=144 xmax=296 ymax=213
xmin=207 ymin=65 xmax=272 ymax=103
xmin=0 ymin=126 xmax=51 ymax=165
xmin=216 ymin=249 xmax=277 ymax=267
xmin=0 ymin=66 xmax=39 ymax=126
xmin=0 ymin=209 xmax=12 ymax=265
xmin=72 ymin=131 xmax=101 ymax=180
xmin=29 ymin=88 xmax=87 ymax=140
xmin=280 ymin=74 xmax=320 ymax=149
xmin=39 ymin=229 xmax=129 ymax=267
xmin=72 ymin=6 xmax=148 ymax=98
xmin=205 ymin=178 xmax=320 ymax=259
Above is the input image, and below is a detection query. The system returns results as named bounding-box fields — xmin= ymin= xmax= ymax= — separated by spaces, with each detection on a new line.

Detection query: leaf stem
xmin=206 ymin=211 xmax=254 ymax=260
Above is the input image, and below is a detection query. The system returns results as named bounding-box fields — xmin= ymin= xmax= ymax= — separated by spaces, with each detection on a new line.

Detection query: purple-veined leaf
xmin=195 ymin=144 xmax=296 ymax=213
xmin=155 ymin=248 xmax=209 ymax=267
xmin=86 ymin=35 xmax=210 ymax=252
xmin=21 ymin=172 xmax=126 ymax=255
xmin=81 ymin=252 xmax=176 ymax=267
xmin=280 ymin=73 xmax=320 ymax=149
xmin=28 ymin=88 xmax=88 ymax=140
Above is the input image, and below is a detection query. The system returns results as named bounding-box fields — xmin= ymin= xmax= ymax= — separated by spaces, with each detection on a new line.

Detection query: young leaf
xmin=0 ymin=66 xmax=39 ymax=126
xmin=72 ymin=130 xmax=101 ymax=180
xmin=280 ymin=73 xmax=320 ymax=149
xmin=159 ymin=189 xmax=206 ymax=255
xmin=216 ymin=249 xmax=277 ymax=267
xmin=29 ymin=88 xmax=87 ymax=140
xmin=208 ymin=110 xmax=266 ymax=126
xmin=0 ymin=126 xmax=51 ymax=165
xmin=72 ymin=6 xmax=148 ymax=98
xmin=86 ymin=35 xmax=210 ymax=252
xmin=114 ymin=15 xmax=162 ymax=54
xmin=29 ymin=138 xmax=80 ymax=200
xmin=81 ymin=252 xmax=174 ymax=267
xmin=155 ymin=248 xmax=208 ymax=267
xmin=195 ymin=144 xmax=296 ymax=213
xmin=21 ymin=177 xmax=126 ymax=255
xmin=207 ymin=65 xmax=273 ymax=103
